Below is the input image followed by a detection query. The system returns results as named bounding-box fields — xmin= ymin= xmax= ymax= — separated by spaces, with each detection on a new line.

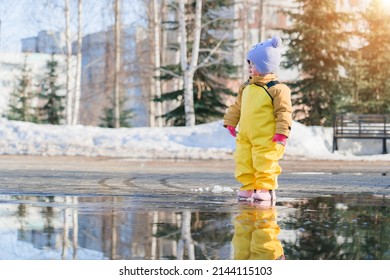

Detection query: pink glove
xmin=273 ymin=134 xmax=287 ymax=146
xmin=226 ymin=126 xmax=236 ymax=137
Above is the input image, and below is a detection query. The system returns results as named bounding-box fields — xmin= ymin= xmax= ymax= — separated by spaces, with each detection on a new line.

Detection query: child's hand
xmin=273 ymin=134 xmax=287 ymax=146
xmin=226 ymin=126 xmax=237 ymax=137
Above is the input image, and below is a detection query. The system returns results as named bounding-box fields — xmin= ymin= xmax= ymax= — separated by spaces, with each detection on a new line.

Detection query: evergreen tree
xmin=99 ymin=101 xmax=134 ymax=128
xmin=343 ymin=0 xmax=390 ymax=114
xmin=156 ymin=0 xmax=237 ymax=126
xmin=99 ymin=96 xmax=133 ymax=128
xmin=282 ymin=0 xmax=351 ymax=126
xmin=7 ymin=56 xmax=37 ymax=122
xmin=38 ymin=54 xmax=65 ymax=125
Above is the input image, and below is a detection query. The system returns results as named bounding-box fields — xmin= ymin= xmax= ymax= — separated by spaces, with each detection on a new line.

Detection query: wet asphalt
xmin=0 ymin=155 xmax=389 ymax=200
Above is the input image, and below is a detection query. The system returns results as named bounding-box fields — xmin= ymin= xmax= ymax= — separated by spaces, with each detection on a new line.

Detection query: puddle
xmin=291 ymin=172 xmax=388 ymax=176
xmin=0 ymin=194 xmax=389 ymax=260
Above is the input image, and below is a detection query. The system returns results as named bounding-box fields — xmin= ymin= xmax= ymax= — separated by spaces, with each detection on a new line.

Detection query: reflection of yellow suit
xmin=223 ymin=74 xmax=292 ymax=191
xmin=232 ymin=205 xmax=284 ymax=260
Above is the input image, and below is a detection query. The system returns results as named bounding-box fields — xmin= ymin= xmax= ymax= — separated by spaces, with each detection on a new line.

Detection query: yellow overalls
xmin=234 ymin=83 xmax=285 ymax=191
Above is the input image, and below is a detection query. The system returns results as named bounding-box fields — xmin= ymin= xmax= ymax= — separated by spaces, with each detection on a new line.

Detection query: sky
xmin=1 ymin=117 xmax=389 ymax=161
xmin=2 ymin=0 xmax=390 ymax=53
xmin=0 ymin=0 xmax=143 ymax=52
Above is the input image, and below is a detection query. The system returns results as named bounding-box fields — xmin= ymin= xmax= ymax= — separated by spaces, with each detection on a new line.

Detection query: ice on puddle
xmin=212 ymin=185 xmax=234 ymax=193
xmin=191 ymin=185 xmax=234 ymax=193
xmin=191 ymin=187 xmax=209 ymax=192
xmin=211 ymin=185 xmax=222 ymax=193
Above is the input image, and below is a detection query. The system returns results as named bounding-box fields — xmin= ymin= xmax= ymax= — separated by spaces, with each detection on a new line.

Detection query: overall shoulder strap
xmin=256 ymin=80 xmax=280 ymax=102
xmin=265 ymin=80 xmax=280 ymax=88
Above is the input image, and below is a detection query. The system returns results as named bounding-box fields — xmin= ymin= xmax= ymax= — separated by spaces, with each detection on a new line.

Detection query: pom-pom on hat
xmin=247 ymin=36 xmax=282 ymax=74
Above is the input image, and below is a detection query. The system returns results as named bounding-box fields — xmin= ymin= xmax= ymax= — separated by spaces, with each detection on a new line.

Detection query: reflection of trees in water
xmin=42 ymin=196 xmax=55 ymax=249
xmin=14 ymin=195 xmax=56 ymax=247
xmin=281 ymin=195 xmax=390 ymax=260
xmin=62 ymin=196 xmax=79 ymax=259
xmin=11 ymin=196 xmax=232 ymax=259
xmin=190 ymin=212 xmax=233 ymax=260
xmin=177 ymin=211 xmax=195 ymax=260
xmin=13 ymin=195 xmax=67 ymax=253
xmin=72 ymin=197 xmax=78 ymax=259
xmin=154 ymin=211 xmax=233 ymax=260
xmin=16 ymin=196 xmax=28 ymax=240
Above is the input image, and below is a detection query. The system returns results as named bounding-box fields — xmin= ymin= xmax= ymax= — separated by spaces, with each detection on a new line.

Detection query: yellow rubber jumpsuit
xmin=232 ymin=205 xmax=284 ymax=260
xmin=223 ymin=74 xmax=292 ymax=191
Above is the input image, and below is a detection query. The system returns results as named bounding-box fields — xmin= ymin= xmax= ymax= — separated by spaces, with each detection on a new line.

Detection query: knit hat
xmin=247 ymin=36 xmax=282 ymax=74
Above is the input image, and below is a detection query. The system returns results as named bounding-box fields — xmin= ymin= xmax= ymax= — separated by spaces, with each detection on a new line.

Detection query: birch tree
xmin=65 ymin=0 xmax=84 ymax=125
xmin=156 ymin=0 xmax=236 ymax=126
xmin=65 ymin=0 xmax=73 ymax=125
xmin=152 ymin=0 xmax=163 ymax=127
xmin=142 ymin=0 xmax=167 ymax=127
xmin=241 ymin=0 xmax=250 ymax=81
xmin=113 ymin=0 xmax=121 ymax=128
xmin=179 ymin=0 xmax=202 ymax=126
xmin=72 ymin=0 xmax=83 ymax=125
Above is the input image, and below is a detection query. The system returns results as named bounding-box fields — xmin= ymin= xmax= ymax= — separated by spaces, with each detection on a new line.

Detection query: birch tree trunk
xmin=148 ymin=0 xmax=157 ymax=128
xmin=65 ymin=0 xmax=73 ymax=125
xmin=72 ymin=0 xmax=83 ymax=125
xmin=242 ymin=0 xmax=249 ymax=81
xmin=153 ymin=0 xmax=163 ymax=127
xmin=259 ymin=0 xmax=266 ymax=42
xmin=178 ymin=0 xmax=202 ymax=126
xmin=113 ymin=0 xmax=121 ymax=128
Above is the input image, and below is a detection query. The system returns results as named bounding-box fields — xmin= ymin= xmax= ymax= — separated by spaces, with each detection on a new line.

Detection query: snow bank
xmin=0 ymin=118 xmax=389 ymax=161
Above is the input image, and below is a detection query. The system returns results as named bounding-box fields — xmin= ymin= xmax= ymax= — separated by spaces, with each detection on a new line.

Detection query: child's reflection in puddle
xmin=232 ymin=200 xmax=285 ymax=260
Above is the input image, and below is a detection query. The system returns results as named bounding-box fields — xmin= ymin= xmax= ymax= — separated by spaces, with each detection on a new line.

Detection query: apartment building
xmin=21 ymin=30 xmax=66 ymax=54
xmin=78 ymin=26 xmax=149 ymax=127
xmin=15 ymin=27 xmax=149 ymax=127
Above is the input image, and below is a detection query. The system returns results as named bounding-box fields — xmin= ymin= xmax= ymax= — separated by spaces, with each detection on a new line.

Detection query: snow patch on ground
xmin=1 ymin=118 xmax=389 ymax=161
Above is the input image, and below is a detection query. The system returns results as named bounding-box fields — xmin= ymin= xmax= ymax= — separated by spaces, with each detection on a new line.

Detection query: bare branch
xmin=159 ymin=67 xmax=181 ymax=78
xmin=196 ymin=57 xmax=226 ymax=69
xmin=196 ymin=27 xmax=233 ymax=70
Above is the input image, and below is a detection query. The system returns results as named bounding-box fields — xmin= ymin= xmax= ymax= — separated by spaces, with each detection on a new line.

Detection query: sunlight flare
xmin=380 ymin=0 xmax=390 ymax=8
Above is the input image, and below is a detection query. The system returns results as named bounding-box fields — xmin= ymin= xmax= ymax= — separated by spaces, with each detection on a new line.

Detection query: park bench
xmin=333 ymin=114 xmax=390 ymax=154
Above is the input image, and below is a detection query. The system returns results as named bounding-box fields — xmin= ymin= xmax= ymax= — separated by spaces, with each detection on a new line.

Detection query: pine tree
xmin=99 ymin=98 xmax=134 ymax=128
xmin=39 ymin=54 xmax=65 ymax=125
xmin=282 ymin=0 xmax=351 ymax=126
xmin=155 ymin=0 xmax=237 ymax=126
xmin=343 ymin=0 xmax=390 ymax=114
xmin=7 ymin=56 xmax=38 ymax=122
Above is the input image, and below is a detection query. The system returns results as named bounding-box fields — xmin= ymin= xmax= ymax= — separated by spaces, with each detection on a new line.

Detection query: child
xmin=223 ymin=36 xmax=292 ymax=202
